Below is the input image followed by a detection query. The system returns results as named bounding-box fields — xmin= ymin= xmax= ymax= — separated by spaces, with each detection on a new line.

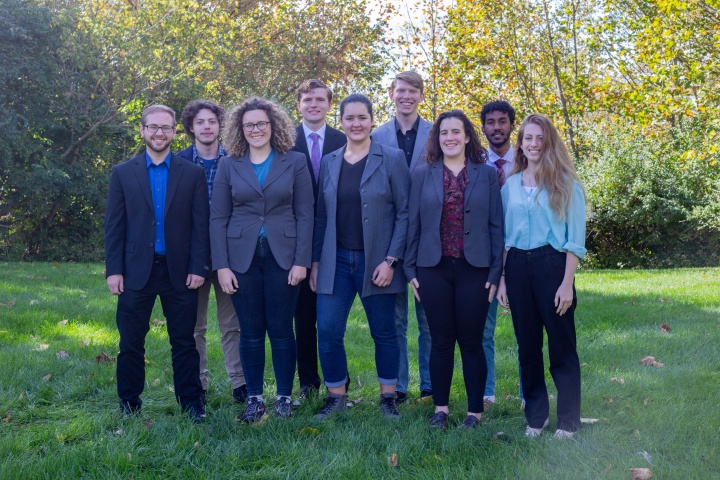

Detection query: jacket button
xmin=152 ymin=221 xmax=155 ymax=225
xmin=364 ymin=218 xmax=369 ymax=222
xmin=361 ymin=188 xmax=365 ymax=193
xmin=149 ymin=243 xmax=153 ymax=247
xmin=259 ymin=198 xmax=264 ymax=203
xmin=260 ymin=216 xmax=264 ymax=221
xmin=465 ymin=231 xmax=470 ymax=235
xmin=465 ymin=209 xmax=470 ymax=213
xmin=363 ymin=203 xmax=368 ymax=208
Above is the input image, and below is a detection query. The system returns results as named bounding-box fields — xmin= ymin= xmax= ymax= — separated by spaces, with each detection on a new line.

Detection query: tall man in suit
xmin=371 ymin=71 xmax=433 ymax=403
xmin=178 ymin=100 xmax=247 ymax=405
xmin=105 ymin=104 xmax=210 ymax=423
xmin=479 ymin=100 xmax=523 ymax=409
xmin=290 ymin=79 xmax=347 ymax=398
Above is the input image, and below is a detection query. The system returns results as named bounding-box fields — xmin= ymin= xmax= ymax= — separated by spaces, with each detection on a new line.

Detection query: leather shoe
xmin=184 ymin=403 xmax=206 ymax=424
xmin=119 ymin=401 xmax=140 ymax=418
xmin=233 ymin=384 xmax=248 ymax=404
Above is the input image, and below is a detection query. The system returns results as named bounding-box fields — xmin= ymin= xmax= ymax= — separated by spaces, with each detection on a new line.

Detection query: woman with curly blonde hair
xmin=210 ymin=97 xmax=314 ymax=422
xmin=497 ymin=113 xmax=586 ymax=439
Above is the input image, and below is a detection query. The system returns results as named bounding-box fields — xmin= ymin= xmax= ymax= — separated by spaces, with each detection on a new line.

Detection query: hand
xmin=288 ymin=265 xmax=307 ymax=286
xmin=217 ymin=268 xmax=238 ymax=294
xmin=496 ymin=276 xmax=509 ymax=308
xmin=485 ymin=282 xmax=497 ymax=303
xmin=309 ymin=262 xmax=319 ymax=292
xmin=372 ymin=261 xmax=394 ymax=287
xmin=555 ymin=281 xmax=574 ymax=315
xmin=107 ymin=274 xmax=124 ymax=295
xmin=186 ymin=274 xmax=205 ymax=290
xmin=409 ymin=278 xmax=421 ymax=302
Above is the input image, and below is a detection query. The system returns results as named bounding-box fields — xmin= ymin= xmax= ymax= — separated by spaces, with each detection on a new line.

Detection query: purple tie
xmin=309 ymin=132 xmax=321 ymax=182
xmin=495 ymin=158 xmax=507 ymax=187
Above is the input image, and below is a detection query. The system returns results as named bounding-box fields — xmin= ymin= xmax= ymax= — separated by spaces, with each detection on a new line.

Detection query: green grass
xmin=0 ymin=263 xmax=719 ymax=479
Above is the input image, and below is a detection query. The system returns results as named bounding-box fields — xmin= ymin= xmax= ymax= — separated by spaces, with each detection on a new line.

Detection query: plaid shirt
xmin=192 ymin=144 xmax=226 ymax=206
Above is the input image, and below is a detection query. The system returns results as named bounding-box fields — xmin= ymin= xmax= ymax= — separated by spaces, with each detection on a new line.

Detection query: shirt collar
xmin=192 ymin=143 xmax=226 ymax=162
xmin=146 ymin=151 xmax=172 ymax=168
xmin=302 ymin=122 xmax=327 ymax=141
xmin=394 ymin=115 xmax=421 ymax=134
xmin=487 ymin=145 xmax=515 ymax=164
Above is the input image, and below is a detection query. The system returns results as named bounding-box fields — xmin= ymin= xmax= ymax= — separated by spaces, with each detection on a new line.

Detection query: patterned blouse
xmin=440 ymin=161 xmax=469 ymax=258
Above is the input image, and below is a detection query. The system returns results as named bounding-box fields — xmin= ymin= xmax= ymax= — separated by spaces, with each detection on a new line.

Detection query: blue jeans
xmin=229 ymin=237 xmax=299 ymax=397
xmin=317 ymin=249 xmax=399 ymax=388
xmin=484 ymin=297 xmax=524 ymax=399
xmin=395 ymin=289 xmax=432 ymax=393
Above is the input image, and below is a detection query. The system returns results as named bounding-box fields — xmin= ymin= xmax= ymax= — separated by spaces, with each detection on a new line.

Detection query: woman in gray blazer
xmin=309 ymin=94 xmax=410 ymax=420
xmin=211 ymin=97 xmax=314 ymax=423
xmin=404 ymin=110 xmax=503 ymax=430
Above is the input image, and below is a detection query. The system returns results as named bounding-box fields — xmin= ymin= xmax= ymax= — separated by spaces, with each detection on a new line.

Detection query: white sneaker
xmin=553 ymin=429 xmax=576 ymax=439
xmin=525 ymin=418 xmax=549 ymax=437
xmin=520 ymin=399 xmax=526 ymax=410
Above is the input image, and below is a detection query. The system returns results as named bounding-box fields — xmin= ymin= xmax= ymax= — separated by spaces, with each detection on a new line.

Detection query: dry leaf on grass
xmin=658 ymin=298 xmax=669 ymax=303
xmin=2 ymin=411 xmax=11 ymax=423
xmin=96 ymin=351 xmax=116 ymax=364
xmin=659 ymin=323 xmax=671 ymax=332
xmin=42 ymin=374 xmax=52 ymax=382
xmin=151 ymin=318 xmax=166 ymax=327
xmin=629 ymin=467 xmax=653 ymax=479
xmin=115 ymin=429 xmax=124 ymax=436
xmin=639 ymin=356 xmax=664 ymax=368
xmin=599 ymin=464 xmax=613 ymax=475
xmin=18 ymin=391 xmax=26 ymax=400
xmin=602 ymin=396 xmax=617 ymax=407
xmin=388 ymin=453 xmax=398 ymax=467
xmin=638 ymin=451 xmax=653 ymax=465
xmin=581 ymin=418 xmax=599 ymax=424
xmin=643 ymin=398 xmax=650 ymax=406
xmin=126 ymin=453 xmax=132 ymax=460
xmin=298 ymin=427 xmax=321 ymax=437
xmin=56 ymin=351 xmax=69 ymax=359
xmin=611 ymin=377 xmax=625 ymax=384
xmin=193 ymin=442 xmax=200 ymax=450
xmin=493 ymin=432 xmax=505 ymax=438
xmin=79 ymin=339 xmax=90 ymax=346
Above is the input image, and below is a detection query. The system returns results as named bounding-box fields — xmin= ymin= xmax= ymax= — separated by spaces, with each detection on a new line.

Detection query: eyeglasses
xmin=143 ymin=124 xmax=175 ymax=133
xmin=242 ymin=121 xmax=270 ymax=132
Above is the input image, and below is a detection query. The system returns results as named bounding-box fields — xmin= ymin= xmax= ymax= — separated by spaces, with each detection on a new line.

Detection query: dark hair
xmin=223 ymin=97 xmax=296 ymax=156
xmin=424 ymin=110 xmax=486 ymax=164
xmin=297 ymin=79 xmax=333 ymax=103
xmin=480 ymin=100 xmax=516 ymax=126
xmin=181 ymin=100 xmax=225 ymax=142
xmin=339 ymin=93 xmax=373 ymax=120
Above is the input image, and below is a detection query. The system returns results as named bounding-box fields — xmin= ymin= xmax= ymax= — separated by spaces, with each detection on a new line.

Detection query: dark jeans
xmin=418 ymin=257 xmax=490 ymax=413
xmin=505 ymin=245 xmax=581 ymax=432
xmin=317 ymin=248 xmax=399 ymax=388
xmin=230 ymin=237 xmax=300 ymax=397
xmin=116 ymin=259 xmax=202 ymax=410
xmin=294 ymin=278 xmax=321 ymax=390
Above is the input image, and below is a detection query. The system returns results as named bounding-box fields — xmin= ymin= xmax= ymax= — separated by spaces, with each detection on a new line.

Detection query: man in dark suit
xmin=290 ymin=79 xmax=346 ymax=398
xmin=371 ymin=71 xmax=433 ymax=404
xmin=105 ymin=104 xmax=210 ymax=423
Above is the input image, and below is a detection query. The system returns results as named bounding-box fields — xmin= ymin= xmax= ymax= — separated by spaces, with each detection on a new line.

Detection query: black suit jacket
xmin=104 ymin=153 xmax=211 ymax=292
xmin=290 ymin=123 xmax=346 ymax=199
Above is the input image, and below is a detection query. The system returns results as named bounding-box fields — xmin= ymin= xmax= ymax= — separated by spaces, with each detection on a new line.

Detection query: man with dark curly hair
xmin=177 ymin=100 xmax=247 ymax=405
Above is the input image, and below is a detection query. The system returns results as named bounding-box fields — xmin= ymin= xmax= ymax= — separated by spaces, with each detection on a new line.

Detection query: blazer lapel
xmin=263 ymin=152 xmax=292 ymax=189
xmin=464 ymin=162 xmax=482 ymax=207
xmin=132 ymin=155 xmax=153 ymax=212
xmin=360 ymin=141 xmax=383 ymax=186
xmin=410 ymin=119 xmax=432 ymax=172
xmin=431 ymin=162 xmax=444 ymax=204
xmin=164 ymin=155 xmax=184 ymax=215
xmin=325 ymin=147 xmax=344 ymax=191
xmin=230 ymin=155 xmax=263 ymax=194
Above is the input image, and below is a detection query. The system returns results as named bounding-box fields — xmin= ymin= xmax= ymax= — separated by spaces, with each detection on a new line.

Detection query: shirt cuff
xmin=563 ymin=241 xmax=587 ymax=259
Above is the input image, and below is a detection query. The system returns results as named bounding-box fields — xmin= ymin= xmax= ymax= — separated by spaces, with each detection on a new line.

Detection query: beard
xmin=144 ymin=135 xmax=172 ymax=153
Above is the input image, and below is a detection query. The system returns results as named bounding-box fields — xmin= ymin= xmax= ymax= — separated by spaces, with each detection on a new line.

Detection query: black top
xmin=395 ymin=116 xmax=421 ymax=167
xmin=336 ymin=155 xmax=368 ymax=250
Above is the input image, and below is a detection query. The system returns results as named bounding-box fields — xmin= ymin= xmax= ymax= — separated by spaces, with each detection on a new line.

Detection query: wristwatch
xmin=385 ymin=257 xmax=398 ymax=269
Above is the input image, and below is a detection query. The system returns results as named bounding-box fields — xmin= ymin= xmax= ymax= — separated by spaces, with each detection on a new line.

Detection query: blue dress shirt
xmin=146 ymin=152 xmax=171 ymax=255
xmin=500 ymin=172 xmax=587 ymax=259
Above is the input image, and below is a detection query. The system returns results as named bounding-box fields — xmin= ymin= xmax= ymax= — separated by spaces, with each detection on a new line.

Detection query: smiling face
xmin=482 ymin=110 xmax=514 ymax=151
xmin=340 ymin=101 xmax=373 ymax=144
xmin=389 ymin=79 xmax=424 ymax=117
xmin=190 ymin=108 xmax=220 ymax=147
xmin=141 ymin=111 xmax=175 ymax=154
xmin=521 ymin=122 xmax=544 ymax=165
xmin=297 ymin=88 xmax=331 ymax=127
xmin=438 ymin=117 xmax=469 ymax=160
xmin=242 ymin=109 xmax=272 ymax=152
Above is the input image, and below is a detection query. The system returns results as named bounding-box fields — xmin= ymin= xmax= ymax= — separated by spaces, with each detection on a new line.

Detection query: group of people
xmin=104 ymin=70 xmax=586 ymax=438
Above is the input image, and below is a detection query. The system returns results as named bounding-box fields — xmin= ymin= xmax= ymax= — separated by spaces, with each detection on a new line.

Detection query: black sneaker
xmin=460 ymin=415 xmax=481 ymax=429
xmin=298 ymin=385 xmax=318 ymax=401
xmin=314 ymin=394 xmax=347 ymax=420
xmin=200 ymin=390 xmax=207 ymax=406
xmin=395 ymin=391 xmax=408 ymax=405
xmin=119 ymin=401 xmax=141 ymax=418
xmin=380 ymin=394 xmax=400 ymax=419
xmin=184 ymin=403 xmax=206 ymax=424
xmin=429 ymin=411 xmax=448 ymax=430
xmin=236 ymin=396 xmax=267 ymax=423
xmin=420 ymin=389 xmax=433 ymax=399
xmin=233 ymin=384 xmax=248 ymax=404
xmin=275 ymin=396 xmax=293 ymax=418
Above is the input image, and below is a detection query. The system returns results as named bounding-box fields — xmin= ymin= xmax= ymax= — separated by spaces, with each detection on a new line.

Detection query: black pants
xmin=116 ymin=259 xmax=203 ymax=409
xmin=294 ymin=278 xmax=321 ymax=390
xmin=505 ymin=245 xmax=581 ymax=432
xmin=417 ymin=257 xmax=490 ymax=413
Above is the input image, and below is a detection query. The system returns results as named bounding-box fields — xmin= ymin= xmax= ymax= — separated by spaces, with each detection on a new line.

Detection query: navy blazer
xmin=404 ymin=159 xmax=504 ymax=285
xmin=290 ymin=123 xmax=347 ymax=199
xmin=210 ymin=150 xmax=314 ymax=273
xmin=104 ymin=153 xmax=211 ymax=292
xmin=371 ymin=115 xmax=433 ymax=173
xmin=313 ymin=141 xmax=410 ymax=297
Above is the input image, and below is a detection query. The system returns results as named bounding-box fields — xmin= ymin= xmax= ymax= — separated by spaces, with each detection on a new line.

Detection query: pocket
xmin=284 ymin=225 xmax=297 ymax=238
xmin=546 ymin=250 xmax=567 ymax=270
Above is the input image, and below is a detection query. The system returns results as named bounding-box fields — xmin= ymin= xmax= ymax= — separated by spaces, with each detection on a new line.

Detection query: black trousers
xmin=116 ymin=259 xmax=202 ymax=409
xmin=505 ymin=245 xmax=581 ymax=432
xmin=294 ymin=278 xmax=322 ymax=390
xmin=417 ymin=257 xmax=490 ymax=413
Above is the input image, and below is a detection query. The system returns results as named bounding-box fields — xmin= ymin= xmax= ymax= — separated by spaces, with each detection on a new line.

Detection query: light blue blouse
xmin=500 ymin=172 xmax=587 ymax=259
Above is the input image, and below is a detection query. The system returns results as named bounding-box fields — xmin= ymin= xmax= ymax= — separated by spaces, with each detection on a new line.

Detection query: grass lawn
xmin=0 ymin=263 xmax=718 ymax=479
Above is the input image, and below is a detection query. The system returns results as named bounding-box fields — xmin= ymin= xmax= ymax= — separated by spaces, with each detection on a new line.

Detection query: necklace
xmin=522 ymin=172 xmax=537 ymax=200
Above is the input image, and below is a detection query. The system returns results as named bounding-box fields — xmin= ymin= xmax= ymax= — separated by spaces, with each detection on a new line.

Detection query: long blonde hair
xmin=511 ymin=114 xmax=584 ymax=220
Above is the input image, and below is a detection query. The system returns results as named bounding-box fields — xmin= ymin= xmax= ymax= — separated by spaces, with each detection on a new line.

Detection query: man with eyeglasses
xmin=177 ymin=100 xmax=248 ymax=406
xmin=105 ymin=104 xmax=211 ymax=423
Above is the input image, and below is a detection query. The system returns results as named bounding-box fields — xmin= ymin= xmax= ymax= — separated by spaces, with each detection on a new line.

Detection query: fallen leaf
xmin=151 ymin=379 xmax=162 ymax=387
xmin=644 ymin=398 xmax=650 ymax=406
xmin=611 ymin=377 xmax=625 ymax=384
xmin=151 ymin=318 xmax=166 ymax=327
xmin=352 ymin=397 xmax=364 ymax=405
xmin=500 ymin=308 xmax=510 ymax=315
xmin=52 ymin=261 xmax=60 ymax=267
xmin=599 ymin=464 xmax=613 ymax=475
xmin=581 ymin=418 xmax=599 ymax=424
xmin=658 ymin=298 xmax=668 ymax=303
xmin=298 ymin=427 xmax=321 ymax=437
xmin=57 ymin=319 xmax=68 ymax=326
xmin=252 ymin=413 xmax=269 ymax=427
xmin=18 ymin=391 xmax=26 ymax=400
xmin=36 ymin=344 xmax=49 ymax=351
xmin=115 ymin=429 xmax=124 ymax=436
xmin=87 ymin=373 xmax=95 ymax=379
xmin=42 ymin=374 xmax=52 ymax=382
xmin=95 ymin=351 xmax=116 ymax=364
xmin=629 ymin=467 xmax=653 ymax=479
xmin=638 ymin=451 xmax=653 ymax=465
xmin=660 ymin=323 xmax=671 ymax=332
xmin=494 ymin=431 xmax=505 ymax=438
xmin=417 ymin=395 xmax=433 ymax=405
xmin=79 ymin=339 xmax=90 ymax=346
xmin=126 ymin=452 xmax=132 ymax=460
xmin=602 ymin=396 xmax=617 ymax=407
xmin=388 ymin=453 xmax=398 ymax=467
xmin=434 ymin=455 xmax=442 ymax=462
xmin=144 ymin=420 xmax=153 ymax=428
xmin=56 ymin=351 xmax=69 ymax=359
xmin=2 ymin=411 xmax=11 ymax=423
xmin=193 ymin=442 xmax=200 ymax=450
xmin=639 ymin=356 xmax=664 ymax=368
xmin=631 ymin=298 xmax=636 ymax=305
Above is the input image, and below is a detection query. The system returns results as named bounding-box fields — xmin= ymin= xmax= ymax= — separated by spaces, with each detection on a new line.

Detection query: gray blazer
xmin=313 ymin=141 xmax=410 ymax=297
xmin=371 ymin=115 xmax=432 ymax=173
xmin=404 ymin=160 xmax=504 ymax=286
xmin=210 ymin=150 xmax=314 ymax=273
